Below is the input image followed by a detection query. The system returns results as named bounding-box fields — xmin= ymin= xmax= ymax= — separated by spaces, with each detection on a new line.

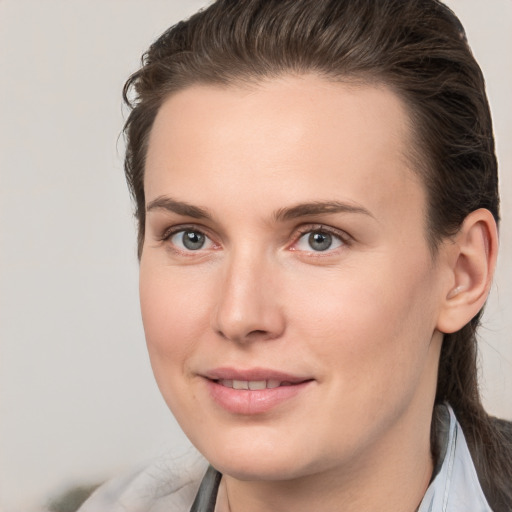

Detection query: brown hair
xmin=123 ymin=0 xmax=511 ymax=508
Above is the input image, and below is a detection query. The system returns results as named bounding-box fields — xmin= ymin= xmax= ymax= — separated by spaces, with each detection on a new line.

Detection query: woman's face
xmin=140 ymin=75 xmax=448 ymax=481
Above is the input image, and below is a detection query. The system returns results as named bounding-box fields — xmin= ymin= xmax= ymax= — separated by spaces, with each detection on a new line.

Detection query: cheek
xmin=289 ymin=255 xmax=439 ymax=388
xmin=139 ymin=261 xmax=211 ymax=373
xmin=138 ymin=261 xmax=218 ymax=428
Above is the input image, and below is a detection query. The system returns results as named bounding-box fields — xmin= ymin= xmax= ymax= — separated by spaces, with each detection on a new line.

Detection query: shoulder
xmin=78 ymin=448 xmax=208 ymax=512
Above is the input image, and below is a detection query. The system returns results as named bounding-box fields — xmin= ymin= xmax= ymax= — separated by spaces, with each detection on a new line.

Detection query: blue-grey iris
xmin=309 ymin=232 xmax=332 ymax=251
xmin=182 ymin=231 xmax=205 ymax=250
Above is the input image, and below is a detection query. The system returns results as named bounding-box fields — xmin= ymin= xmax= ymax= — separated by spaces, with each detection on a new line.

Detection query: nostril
xmin=245 ymin=329 xmax=282 ymax=342
xmin=249 ymin=329 xmax=268 ymax=336
xmin=215 ymin=328 xmax=278 ymax=343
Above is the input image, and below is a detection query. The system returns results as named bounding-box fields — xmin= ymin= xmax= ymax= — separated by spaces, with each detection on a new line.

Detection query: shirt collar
xmin=418 ymin=404 xmax=492 ymax=512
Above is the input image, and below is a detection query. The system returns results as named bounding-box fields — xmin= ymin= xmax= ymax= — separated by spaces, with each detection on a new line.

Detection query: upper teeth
xmin=219 ymin=379 xmax=290 ymax=390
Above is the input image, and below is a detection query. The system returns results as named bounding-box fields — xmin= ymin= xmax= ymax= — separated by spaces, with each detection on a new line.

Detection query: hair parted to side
xmin=123 ymin=0 xmax=511 ymax=508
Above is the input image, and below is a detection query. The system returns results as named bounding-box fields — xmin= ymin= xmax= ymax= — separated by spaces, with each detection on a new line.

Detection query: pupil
xmin=309 ymin=232 xmax=332 ymax=251
xmin=183 ymin=231 xmax=205 ymax=250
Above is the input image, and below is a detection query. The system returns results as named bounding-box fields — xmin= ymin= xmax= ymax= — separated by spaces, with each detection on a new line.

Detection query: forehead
xmin=145 ymin=75 xmax=425 ymax=225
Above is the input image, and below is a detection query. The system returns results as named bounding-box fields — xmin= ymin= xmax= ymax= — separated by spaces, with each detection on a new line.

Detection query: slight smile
xmin=202 ymin=368 xmax=315 ymax=415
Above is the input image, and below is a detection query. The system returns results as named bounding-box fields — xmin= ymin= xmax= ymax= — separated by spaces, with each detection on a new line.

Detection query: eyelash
xmin=159 ymin=225 xmax=204 ymax=242
xmin=158 ymin=224 xmax=218 ymax=254
xmin=157 ymin=223 xmax=351 ymax=255
xmin=291 ymin=224 xmax=352 ymax=253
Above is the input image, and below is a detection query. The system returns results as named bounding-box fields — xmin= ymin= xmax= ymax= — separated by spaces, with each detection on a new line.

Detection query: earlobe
xmin=436 ymin=209 xmax=498 ymax=334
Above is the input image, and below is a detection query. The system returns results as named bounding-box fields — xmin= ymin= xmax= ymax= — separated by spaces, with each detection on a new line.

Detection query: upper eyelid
xmin=292 ymin=223 xmax=352 ymax=242
xmin=161 ymin=226 xmax=219 ymax=255
xmin=159 ymin=223 xmax=213 ymax=242
xmin=284 ymin=225 xmax=352 ymax=257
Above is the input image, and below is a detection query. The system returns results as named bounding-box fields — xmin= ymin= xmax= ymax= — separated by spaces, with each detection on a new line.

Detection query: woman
xmin=80 ymin=0 xmax=512 ymax=510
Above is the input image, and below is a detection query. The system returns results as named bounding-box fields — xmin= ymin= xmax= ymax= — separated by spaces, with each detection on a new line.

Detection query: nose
xmin=211 ymin=250 xmax=286 ymax=343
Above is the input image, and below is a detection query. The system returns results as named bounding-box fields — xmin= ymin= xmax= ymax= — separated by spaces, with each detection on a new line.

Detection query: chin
xmin=211 ymin=454 xmax=311 ymax=482
xmin=189 ymin=426 xmax=327 ymax=481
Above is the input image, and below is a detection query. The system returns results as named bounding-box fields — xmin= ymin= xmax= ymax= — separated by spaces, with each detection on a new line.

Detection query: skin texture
xmin=139 ymin=75 xmax=496 ymax=512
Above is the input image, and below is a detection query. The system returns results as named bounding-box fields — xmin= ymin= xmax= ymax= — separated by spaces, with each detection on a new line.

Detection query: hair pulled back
xmin=123 ymin=1 xmax=511 ymax=508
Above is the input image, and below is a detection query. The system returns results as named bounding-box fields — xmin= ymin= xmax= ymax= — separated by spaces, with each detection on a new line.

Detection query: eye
xmin=294 ymin=229 xmax=345 ymax=252
xmin=168 ymin=229 xmax=215 ymax=251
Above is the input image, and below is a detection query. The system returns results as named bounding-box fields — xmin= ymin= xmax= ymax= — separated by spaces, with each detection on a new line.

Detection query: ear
xmin=436 ymin=209 xmax=498 ymax=334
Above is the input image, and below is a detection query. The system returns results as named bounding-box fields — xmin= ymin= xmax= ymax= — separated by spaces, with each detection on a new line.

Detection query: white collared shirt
xmin=418 ymin=406 xmax=492 ymax=512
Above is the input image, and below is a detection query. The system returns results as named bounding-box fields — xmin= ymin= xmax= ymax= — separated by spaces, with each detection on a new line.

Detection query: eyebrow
xmin=273 ymin=201 xmax=374 ymax=222
xmin=146 ymin=196 xmax=212 ymax=219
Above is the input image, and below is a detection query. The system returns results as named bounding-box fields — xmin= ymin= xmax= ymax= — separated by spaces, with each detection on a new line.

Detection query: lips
xmin=202 ymin=367 xmax=314 ymax=415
